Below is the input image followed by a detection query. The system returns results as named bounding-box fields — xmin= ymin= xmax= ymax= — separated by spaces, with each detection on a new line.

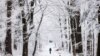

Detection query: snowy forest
xmin=0 ymin=0 xmax=100 ymax=56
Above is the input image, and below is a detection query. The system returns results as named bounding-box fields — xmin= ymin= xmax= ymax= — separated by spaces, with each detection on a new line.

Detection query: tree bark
xmin=70 ymin=10 xmax=82 ymax=56
xmin=97 ymin=6 xmax=100 ymax=56
xmin=18 ymin=0 xmax=29 ymax=56
xmin=21 ymin=10 xmax=28 ymax=56
xmin=5 ymin=0 xmax=12 ymax=55
xmin=98 ymin=6 xmax=100 ymax=24
xmin=97 ymin=33 xmax=100 ymax=56
xmin=32 ymin=40 xmax=37 ymax=56
xmin=70 ymin=17 xmax=76 ymax=56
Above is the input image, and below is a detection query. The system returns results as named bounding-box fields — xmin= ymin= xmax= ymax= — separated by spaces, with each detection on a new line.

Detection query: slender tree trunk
xmin=18 ymin=0 xmax=28 ymax=56
xmin=30 ymin=0 xmax=34 ymax=25
xmin=5 ymin=0 xmax=12 ymax=55
xmin=21 ymin=10 xmax=28 ymax=56
xmin=97 ymin=33 xmax=100 ymax=56
xmin=29 ymin=1 xmax=37 ymax=56
xmin=32 ymin=40 xmax=37 ymax=56
xmin=32 ymin=3 xmax=46 ymax=55
xmin=58 ymin=14 xmax=63 ymax=49
xmin=97 ymin=6 xmax=100 ymax=56
xmin=28 ymin=0 xmax=35 ymax=37
xmin=98 ymin=6 xmax=100 ymax=24
xmin=58 ymin=15 xmax=63 ymax=38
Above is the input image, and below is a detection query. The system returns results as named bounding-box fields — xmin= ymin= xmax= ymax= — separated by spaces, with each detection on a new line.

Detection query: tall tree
xmin=22 ymin=10 xmax=28 ymax=56
xmin=69 ymin=0 xmax=83 ymax=55
xmin=70 ymin=1 xmax=76 ymax=56
xmin=28 ymin=0 xmax=35 ymax=41
xmin=70 ymin=10 xmax=82 ymax=56
xmin=32 ymin=1 xmax=47 ymax=55
xmin=70 ymin=16 xmax=76 ymax=56
xmin=98 ymin=6 xmax=100 ymax=24
xmin=5 ymin=0 xmax=12 ymax=55
xmin=18 ymin=0 xmax=28 ymax=56
xmin=97 ymin=6 xmax=100 ymax=56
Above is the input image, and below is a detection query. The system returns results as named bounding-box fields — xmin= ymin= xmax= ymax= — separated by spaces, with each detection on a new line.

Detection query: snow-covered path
xmin=33 ymin=6 xmax=73 ymax=56
xmin=36 ymin=50 xmax=72 ymax=56
xmin=35 ymin=44 xmax=72 ymax=56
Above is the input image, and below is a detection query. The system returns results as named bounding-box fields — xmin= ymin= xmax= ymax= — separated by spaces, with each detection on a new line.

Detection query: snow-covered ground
xmin=35 ymin=44 xmax=72 ymax=56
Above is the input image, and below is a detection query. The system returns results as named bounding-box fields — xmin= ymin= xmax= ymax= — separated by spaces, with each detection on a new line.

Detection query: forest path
xmin=35 ymin=44 xmax=72 ymax=56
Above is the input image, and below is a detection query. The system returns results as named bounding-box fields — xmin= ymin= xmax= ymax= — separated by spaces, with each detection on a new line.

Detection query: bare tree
xmin=97 ymin=6 xmax=100 ymax=56
xmin=18 ymin=0 xmax=28 ymax=56
xmin=5 ymin=0 xmax=12 ymax=55
xmin=28 ymin=0 xmax=35 ymax=35
xmin=22 ymin=10 xmax=28 ymax=56
xmin=32 ymin=1 xmax=47 ymax=56
xmin=69 ymin=0 xmax=82 ymax=56
xmin=79 ymin=0 xmax=100 ymax=56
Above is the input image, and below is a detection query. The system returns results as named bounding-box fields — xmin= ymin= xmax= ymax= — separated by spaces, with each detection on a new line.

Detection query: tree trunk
xmin=5 ymin=0 xmax=12 ymax=55
xmin=98 ymin=6 xmax=100 ymax=24
xmin=97 ymin=33 xmax=100 ymax=56
xmin=30 ymin=0 xmax=34 ymax=25
xmin=70 ymin=10 xmax=82 ymax=56
xmin=32 ymin=40 xmax=37 ymax=56
xmin=21 ymin=10 xmax=28 ymax=56
xmin=18 ymin=0 xmax=29 ymax=56
xmin=97 ymin=6 xmax=100 ymax=56
xmin=75 ymin=11 xmax=82 ymax=54
xmin=70 ymin=17 xmax=76 ymax=56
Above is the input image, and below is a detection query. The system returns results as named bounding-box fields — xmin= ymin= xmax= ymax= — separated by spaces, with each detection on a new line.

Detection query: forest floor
xmin=35 ymin=44 xmax=72 ymax=56
xmin=36 ymin=49 xmax=72 ymax=56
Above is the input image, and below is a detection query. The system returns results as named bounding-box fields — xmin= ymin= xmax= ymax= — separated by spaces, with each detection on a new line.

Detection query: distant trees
xmin=80 ymin=0 xmax=100 ymax=56
xmin=55 ymin=0 xmax=83 ymax=56
xmin=61 ymin=0 xmax=100 ymax=56
xmin=55 ymin=0 xmax=72 ymax=52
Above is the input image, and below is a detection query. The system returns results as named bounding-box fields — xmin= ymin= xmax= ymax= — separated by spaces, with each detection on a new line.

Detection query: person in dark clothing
xmin=49 ymin=48 xmax=52 ymax=54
